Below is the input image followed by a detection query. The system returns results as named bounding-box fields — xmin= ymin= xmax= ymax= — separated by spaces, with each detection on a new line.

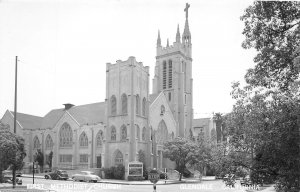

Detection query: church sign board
xmin=128 ymin=161 xmax=143 ymax=176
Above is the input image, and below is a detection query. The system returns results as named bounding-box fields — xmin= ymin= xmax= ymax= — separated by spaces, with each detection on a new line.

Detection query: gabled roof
xmin=41 ymin=102 xmax=106 ymax=129
xmin=41 ymin=108 xmax=65 ymax=129
xmin=193 ymin=118 xmax=212 ymax=127
xmin=9 ymin=111 xmax=43 ymax=130
xmin=68 ymin=102 xmax=106 ymax=126
xmin=149 ymin=93 xmax=160 ymax=104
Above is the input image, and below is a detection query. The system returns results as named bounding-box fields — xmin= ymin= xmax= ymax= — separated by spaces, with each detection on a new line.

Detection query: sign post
xmin=148 ymin=169 xmax=160 ymax=192
xmin=164 ymin=168 xmax=167 ymax=184
xmin=32 ymin=162 xmax=35 ymax=184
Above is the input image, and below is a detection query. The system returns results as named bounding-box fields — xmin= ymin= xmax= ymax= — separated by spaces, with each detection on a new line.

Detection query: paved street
xmin=17 ymin=177 xmax=259 ymax=192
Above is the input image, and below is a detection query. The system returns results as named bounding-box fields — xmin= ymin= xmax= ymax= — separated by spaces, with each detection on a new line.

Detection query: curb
xmin=20 ymin=175 xmax=204 ymax=186
xmin=98 ymin=180 xmax=202 ymax=185
xmin=0 ymin=185 xmax=27 ymax=189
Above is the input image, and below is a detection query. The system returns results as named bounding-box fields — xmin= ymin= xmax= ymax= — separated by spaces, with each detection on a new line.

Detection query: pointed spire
xmin=176 ymin=24 xmax=181 ymax=43
xmin=182 ymin=3 xmax=191 ymax=44
xmin=157 ymin=30 xmax=161 ymax=47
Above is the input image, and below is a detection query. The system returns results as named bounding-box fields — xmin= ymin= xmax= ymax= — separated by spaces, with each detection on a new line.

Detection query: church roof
xmin=68 ymin=102 xmax=106 ymax=126
xmin=9 ymin=111 xmax=43 ymax=130
xmin=41 ymin=108 xmax=65 ymax=129
xmin=193 ymin=118 xmax=212 ymax=127
xmin=41 ymin=102 xmax=106 ymax=129
xmin=149 ymin=93 xmax=160 ymax=104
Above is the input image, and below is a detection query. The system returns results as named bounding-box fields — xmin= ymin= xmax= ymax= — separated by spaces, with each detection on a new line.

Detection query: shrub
xmin=104 ymin=165 xmax=125 ymax=180
xmin=113 ymin=165 xmax=125 ymax=180
xmin=103 ymin=167 xmax=114 ymax=179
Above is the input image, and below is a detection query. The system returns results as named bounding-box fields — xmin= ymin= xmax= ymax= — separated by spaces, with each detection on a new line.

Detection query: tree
xmin=241 ymin=1 xmax=300 ymax=91
xmin=213 ymin=113 xmax=223 ymax=143
xmin=0 ymin=122 xmax=26 ymax=183
xmin=194 ymin=135 xmax=212 ymax=175
xmin=227 ymin=83 xmax=300 ymax=191
xmin=34 ymin=149 xmax=44 ymax=173
xmin=163 ymin=137 xmax=198 ymax=181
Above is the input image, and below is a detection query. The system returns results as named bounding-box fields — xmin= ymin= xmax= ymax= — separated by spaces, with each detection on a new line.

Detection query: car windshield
xmin=82 ymin=172 xmax=92 ymax=175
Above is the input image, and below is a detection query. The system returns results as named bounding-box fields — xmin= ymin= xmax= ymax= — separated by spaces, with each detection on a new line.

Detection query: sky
xmin=0 ymin=0 xmax=256 ymax=119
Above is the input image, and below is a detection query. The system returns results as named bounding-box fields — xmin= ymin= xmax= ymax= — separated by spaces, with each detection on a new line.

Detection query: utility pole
xmin=13 ymin=56 xmax=18 ymax=188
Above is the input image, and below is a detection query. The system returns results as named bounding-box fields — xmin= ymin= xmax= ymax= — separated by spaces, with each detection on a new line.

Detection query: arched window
xmin=79 ymin=132 xmax=88 ymax=147
xmin=121 ymin=94 xmax=127 ymax=115
xmin=33 ymin=136 xmax=40 ymax=150
xmin=136 ymin=94 xmax=140 ymax=115
xmin=45 ymin=134 xmax=53 ymax=150
xmin=111 ymin=126 xmax=116 ymax=141
xmin=150 ymin=127 xmax=153 ymax=141
xmin=59 ymin=122 xmax=73 ymax=147
xmin=142 ymin=127 xmax=146 ymax=141
xmin=110 ymin=95 xmax=117 ymax=115
xmin=136 ymin=125 xmax=140 ymax=140
xmin=96 ymin=130 xmax=104 ymax=147
xmin=121 ymin=125 xmax=127 ymax=141
xmin=142 ymin=97 xmax=146 ymax=116
xmin=168 ymin=60 xmax=173 ymax=88
xmin=157 ymin=120 xmax=168 ymax=144
xmin=114 ymin=150 xmax=123 ymax=165
xmin=162 ymin=61 xmax=167 ymax=89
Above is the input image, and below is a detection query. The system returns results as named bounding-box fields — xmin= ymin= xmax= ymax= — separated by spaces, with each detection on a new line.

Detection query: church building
xmin=1 ymin=3 xmax=216 ymax=178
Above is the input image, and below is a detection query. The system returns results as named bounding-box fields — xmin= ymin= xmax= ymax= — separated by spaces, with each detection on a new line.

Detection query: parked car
xmin=72 ymin=171 xmax=101 ymax=183
xmin=44 ymin=170 xmax=69 ymax=180
xmin=3 ymin=175 xmax=22 ymax=185
xmin=2 ymin=169 xmax=22 ymax=177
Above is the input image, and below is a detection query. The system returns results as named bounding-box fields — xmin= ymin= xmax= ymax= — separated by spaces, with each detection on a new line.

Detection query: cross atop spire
xmin=184 ymin=3 xmax=190 ymax=19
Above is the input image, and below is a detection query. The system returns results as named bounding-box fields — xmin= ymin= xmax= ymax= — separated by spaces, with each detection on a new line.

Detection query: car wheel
xmin=93 ymin=180 xmax=97 ymax=183
xmin=45 ymin=175 xmax=50 ymax=179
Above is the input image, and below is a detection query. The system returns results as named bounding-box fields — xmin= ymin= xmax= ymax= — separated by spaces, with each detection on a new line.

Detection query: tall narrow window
xmin=121 ymin=125 xmax=127 ymax=141
xmin=79 ymin=132 xmax=88 ymax=147
xmin=168 ymin=60 xmax=172 ymax=88
xmin=136 ymin=94 xmax=140 ymax=115
xmin=59 ymin=122 xmax=73 ymax=147
xmin=111 ymin=126 xmax=116 ymax=141
xmin=136 ymin=125 xmax=140 ymax=140
xmin=33 ymin=136 xmax=40 ymax=151
xmin=45 ymin=134 xmax=53 ymax=150
xmin=168 ymin=92 xmax=171 ymax=101
xmin=110 ymin=95 xmax=117 ymax=115
xmin=142 ymin=127 xmax=146 ymax=141
xmin=121 ymin=94 xmax=127 ymax=115
xmin=96 ymin=130 xmax=104 ymax=147
xmin=162 ymin=61 xmax=167 ymax=89
xmin=142 ymin=97 xmax=146 ymax=116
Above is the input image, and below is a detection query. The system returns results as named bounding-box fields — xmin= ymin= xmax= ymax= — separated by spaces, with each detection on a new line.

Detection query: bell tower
xmin=152 ymin=3 xmax=193 ymax=137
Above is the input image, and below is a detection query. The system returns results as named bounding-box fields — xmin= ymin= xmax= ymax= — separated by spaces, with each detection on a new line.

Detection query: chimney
xmin=63 ymin=103 xmax=75 ymax=110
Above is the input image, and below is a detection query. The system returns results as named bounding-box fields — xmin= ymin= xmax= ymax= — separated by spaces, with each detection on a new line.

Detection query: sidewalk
xmin=0 ymin=183 xmax=27 ymax=189
xmin=99 ymin=178 xmax=202 ymax=185
xmin=21 ymin=174 xmax=204 ymax=185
